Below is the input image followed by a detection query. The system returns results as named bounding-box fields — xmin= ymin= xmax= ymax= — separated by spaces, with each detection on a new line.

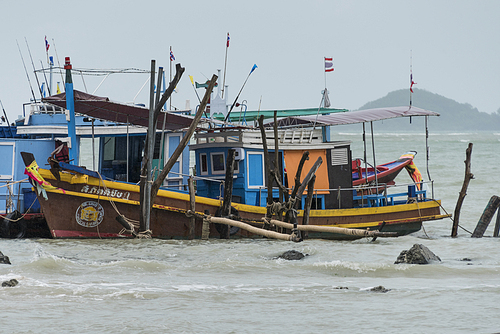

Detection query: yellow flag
xmin=189 ymin=75 xmax=194 ymax=85
xmin=56 ymin=82 xmax=61 ymax=94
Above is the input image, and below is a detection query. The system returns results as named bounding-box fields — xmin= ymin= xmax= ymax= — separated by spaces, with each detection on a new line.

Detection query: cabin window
xmin=165 ymin=134 xmax=182 ymax=179
xmin=200 ymin=153 xmax=208 ymax=175
xmin=211 ymin=152 xmax=225 ymax=174
xmin=247 ymin=152 xmax=264 ymax=188
xmin=0 ymin=142 xmax=15 ymax=179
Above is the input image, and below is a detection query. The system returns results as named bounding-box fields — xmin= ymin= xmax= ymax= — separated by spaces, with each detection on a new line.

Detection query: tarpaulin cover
xmin=276 ymin=106 xmax=439 ymax=127
xmin=43 ymin=90 xmax=197 ymax=130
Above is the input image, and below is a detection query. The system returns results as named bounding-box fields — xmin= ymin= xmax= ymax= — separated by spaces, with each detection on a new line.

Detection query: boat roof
xmin=274 ymin=106 xmax=439 ymax=127
xmin=213 ymin=107 xmax=349 ymax=122
xmin=42 ymin=90 xmax=206 ymax=130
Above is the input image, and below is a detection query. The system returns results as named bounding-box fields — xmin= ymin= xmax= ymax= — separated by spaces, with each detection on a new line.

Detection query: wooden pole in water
xmin=451 ymin=143 xmax=473 ymax=237
xmin=471 ymin=195 xmax=500 ymax=238
xmin=140 ymin=59 xmax=156 ymax=233
xmin=258 ymin=115 xmax=273 ymax=218
xmin=302 ymin=175 xmax=316 ymax=239
xmin=220 ymin=148 xmax=236 ymax=239
xmin=188 ymin=177 xmax=196 ymax=239
xmin=493 ymin=209 xmax=500 ymax=237
xmin=273 ymin=110 xmax=283 ymax=203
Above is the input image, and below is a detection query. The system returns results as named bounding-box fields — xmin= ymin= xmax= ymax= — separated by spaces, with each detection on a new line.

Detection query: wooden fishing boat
xmin=21 ymin=151 xmax=447 ymax=240
xmin=352 ymin=152 xmax=416 ymax=187
xmin=18 ymin=61 xmax=450 ymax=240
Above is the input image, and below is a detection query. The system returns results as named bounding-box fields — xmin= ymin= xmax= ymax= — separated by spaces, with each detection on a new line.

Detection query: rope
xmin=93 ymin=171 xmax=141 ymax=237
xmin=267 ymin=202 xmax=283 ymax=216
xmin=429 ymin=198 xmax=472 ymax=234
xmin=2 ymin=196 xmax=38 ymax=222
xmin=0 ymin=178 xmax=29 ymax=189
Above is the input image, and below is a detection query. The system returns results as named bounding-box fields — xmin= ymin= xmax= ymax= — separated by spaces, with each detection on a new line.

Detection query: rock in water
xmin=0 ymin=251 xmax=11 ymax=265
xmin=2 ymin=279 xmax=18 ymax=287
xmin=277 ymin=250 xmax=307 ymax=260
xmin=370 ymin=286 xmax=391 ymax=293
xmin=395 ymin=244 xmax=441 ymax=264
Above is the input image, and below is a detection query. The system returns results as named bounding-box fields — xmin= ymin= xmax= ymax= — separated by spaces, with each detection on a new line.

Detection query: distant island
xmin=346 ymin=88 xmax=500 ymax=132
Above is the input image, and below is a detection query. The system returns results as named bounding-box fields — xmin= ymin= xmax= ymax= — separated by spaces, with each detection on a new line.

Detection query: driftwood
xmin=451 ymin=143 xmax=473 ymax=237
xmin=268 ymin=218 xmax=398 ymax=238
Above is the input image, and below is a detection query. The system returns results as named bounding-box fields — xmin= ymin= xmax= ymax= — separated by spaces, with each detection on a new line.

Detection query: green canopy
xmin=212 ymin=107 xmax=348 ymax=123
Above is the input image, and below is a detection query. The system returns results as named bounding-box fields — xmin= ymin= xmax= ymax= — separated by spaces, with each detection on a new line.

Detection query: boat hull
xmin=35 ymin=168 xmax=446 ymax=240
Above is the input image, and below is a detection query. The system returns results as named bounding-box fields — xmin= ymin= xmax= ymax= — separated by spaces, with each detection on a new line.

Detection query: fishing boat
xmin=18 ymin=60 xmax=450 ymax=240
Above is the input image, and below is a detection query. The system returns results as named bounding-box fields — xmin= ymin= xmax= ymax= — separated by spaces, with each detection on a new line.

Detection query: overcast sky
xmin=1 ymin=0 xmax=499 ymax=123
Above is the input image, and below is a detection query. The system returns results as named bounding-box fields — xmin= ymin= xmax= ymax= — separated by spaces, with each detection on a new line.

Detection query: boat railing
xmin=253 ymin=180 xmax=433 ymax=209
xmin=194 ymin=128 xmax=325 ymax=147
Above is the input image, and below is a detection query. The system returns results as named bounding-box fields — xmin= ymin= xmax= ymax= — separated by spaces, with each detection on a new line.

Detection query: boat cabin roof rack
xmin=192 ymin=128 xmax=350 ymax=150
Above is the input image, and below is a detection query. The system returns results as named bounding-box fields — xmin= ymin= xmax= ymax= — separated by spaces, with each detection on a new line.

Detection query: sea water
xmin=1 ymin=132 xmax=499 ymax=334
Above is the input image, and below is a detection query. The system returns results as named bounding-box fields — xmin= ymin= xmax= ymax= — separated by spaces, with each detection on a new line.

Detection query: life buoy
xmin=214 ymin=206 xmax=240 ymax=237
xmin=1 ymin=211 xmax=27 ymax=239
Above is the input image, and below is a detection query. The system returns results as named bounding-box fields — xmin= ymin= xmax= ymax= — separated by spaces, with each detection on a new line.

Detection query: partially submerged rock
xmin=395 ymin=244 xmax=441 ymax=264
xmin=0 ymin=251 xmax=11 ymax=265
xmin=276 ymin=250 xmax=308 ymax=260
xmin=369 ymin=285 xmax=391 ymax=293
xmin=2 ymin=279 xmax=18 ymax=287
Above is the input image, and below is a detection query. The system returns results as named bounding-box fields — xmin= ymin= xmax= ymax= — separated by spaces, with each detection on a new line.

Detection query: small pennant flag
xmin=325 ymin=57 xmax=334 ymax=72
xmin=250 ymin=64 xmax=258 ymax=74
xmin=189 ymin=75 xmax=194 ymax=85
xmin=170 ymin=50 xmax=175 ymax=61
xmin=45 ymin=36 xmax=50 ymax=52
xmin=227 ymin=33 xmax=230 ymax=47
xmin=56 ymin=82 xmax=61 ymax=94
xmin=410 ymin=73 xmax=416 ymax=93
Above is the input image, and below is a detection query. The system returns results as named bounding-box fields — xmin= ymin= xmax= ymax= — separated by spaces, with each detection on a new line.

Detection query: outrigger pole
xmin=0 ymin=100 xmax=10 ymax=126
xmin=16 ymin=40 xmax=37 ymax=103
xmin=25 ymin=38 xmax=43 ymax=99
xmin=224 ymin=64 xmax=257 ymax=122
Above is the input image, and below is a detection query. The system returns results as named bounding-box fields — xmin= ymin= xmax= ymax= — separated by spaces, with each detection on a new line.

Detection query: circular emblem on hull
xmin=76 ymin=201 xmax=104 ymax=228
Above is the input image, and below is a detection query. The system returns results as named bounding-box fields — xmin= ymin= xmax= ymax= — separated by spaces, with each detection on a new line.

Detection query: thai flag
xmin=227 ymin=33 xmax=230 ymax=47
xmin=325 ymin=57 xmax=334 ymax=72
xmin=170 ymin=50 xmax=175 ymax=61
xmin=45 ymin=36 xmax=50 ymax=52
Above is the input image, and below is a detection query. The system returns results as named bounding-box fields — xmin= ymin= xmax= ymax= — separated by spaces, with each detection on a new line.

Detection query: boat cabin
xmin=190 ymin=127 xmax=354 ymax=210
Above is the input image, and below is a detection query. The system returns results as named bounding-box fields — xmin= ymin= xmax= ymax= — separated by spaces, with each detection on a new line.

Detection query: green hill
xmin=350 ymin=88 xmax=500 ymax=132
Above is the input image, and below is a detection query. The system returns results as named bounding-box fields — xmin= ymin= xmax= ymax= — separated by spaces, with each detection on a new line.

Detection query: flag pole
xmin=224 ymin=64 xmax=257 ymax=123
xmin=409 ymin=50 xmax=413 ymax=106
xmin=169 ymin=46 xmax=173 ymax=110
xmin=324 ymin=57 xmax=327 ymax=91
xmin=222 ymin=33 xmax=229 ymax=99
